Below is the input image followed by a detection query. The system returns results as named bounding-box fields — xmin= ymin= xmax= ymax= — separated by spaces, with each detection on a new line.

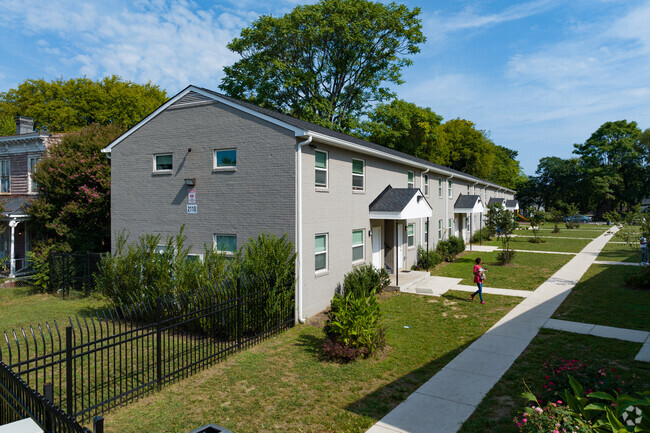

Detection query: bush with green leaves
xmin=416 ymin=246 xmax=442 ymax=270
xmin=436 ymin=236 xmax=465 ymax=262
xmin=471 ymin=227 xmax=494 ymax=243
xmin=625 ymin=266 xmax=650 ymax=290
xmin=323 ymin=289 xmax=385 ymax=362
xmin=343 ymin=264 xmax=390 ymax=298
xmin=486 ymin=203 xmax=518 ymax=264
xmin=27 ymin=241 xmax=71 ymax=293
xmin=449 ymin=235 xmax=466 ymax=254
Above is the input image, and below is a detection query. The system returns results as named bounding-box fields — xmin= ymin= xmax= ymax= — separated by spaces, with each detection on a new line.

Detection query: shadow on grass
xmin=295 ymin=333 xmax=323 ymax=358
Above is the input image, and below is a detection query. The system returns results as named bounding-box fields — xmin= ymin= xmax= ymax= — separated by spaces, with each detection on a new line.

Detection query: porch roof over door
xmin=454 ymin=194 xmax=485 ymax=214
xmin=369 ymin=185 xmax=432 ymax=220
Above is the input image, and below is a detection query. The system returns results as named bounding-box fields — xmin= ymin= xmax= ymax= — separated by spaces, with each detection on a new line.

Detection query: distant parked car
xmin=563 ymin=215 xmax=592 ymax=223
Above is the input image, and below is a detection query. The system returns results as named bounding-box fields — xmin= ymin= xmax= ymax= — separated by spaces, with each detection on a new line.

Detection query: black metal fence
xmin=1 ymin=274 xmax=294 ymax=424
xmin=49 ymin=252 xmax=105 ymax=296
xmin=0 ymin=360 xmax=90 ymax=433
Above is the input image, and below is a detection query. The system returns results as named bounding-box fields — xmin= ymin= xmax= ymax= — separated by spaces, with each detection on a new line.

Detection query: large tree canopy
xmin=439 ymin=118 xmax=495 ymax=180
xmin=220 ymin=0 xmax=426 ymax=132
xmin=361 ymin=99 xmax=446 ymax=163
xmin=29 ymin=124 xmax=125 ymax=252
xmin=0 ymin=76 xmax=167 ymax=133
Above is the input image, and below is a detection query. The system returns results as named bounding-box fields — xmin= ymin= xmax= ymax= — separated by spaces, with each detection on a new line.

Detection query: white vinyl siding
xmin=315 ymin=150 xmax=328 ymax=188
xmin=352 ymin=229 xmax=364 ymax=262
xmin=315 ymin=233 xmax=328 ymax=272
xmin=352 ymin=159 xmax=364 ymax=191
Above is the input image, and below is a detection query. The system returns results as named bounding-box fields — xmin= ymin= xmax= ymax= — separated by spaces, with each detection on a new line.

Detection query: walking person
xmin=641 ymin=234 xmax=647 ymax=265
xmin=471 ymin=257 xmax=486 ymax=304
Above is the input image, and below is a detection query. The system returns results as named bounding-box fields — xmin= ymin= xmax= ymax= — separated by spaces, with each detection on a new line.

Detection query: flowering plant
xmin=514 ymin=400 xmax=594 ymax=433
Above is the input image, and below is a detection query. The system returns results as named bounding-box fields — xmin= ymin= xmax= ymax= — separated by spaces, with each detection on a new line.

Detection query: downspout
xmin=421 ymin=168 xmax=430 ymax=248
xmin=445 ymin=174 xmax=454 ymax=239
xmin=296 ymin=135 xmax=312 ymax=323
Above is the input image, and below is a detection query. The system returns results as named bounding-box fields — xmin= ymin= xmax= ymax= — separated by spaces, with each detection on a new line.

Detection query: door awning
xmin=369 ymin=185 xmax=432 ymax=220
xmin=454 ymin=194 xmax=485 ymax=214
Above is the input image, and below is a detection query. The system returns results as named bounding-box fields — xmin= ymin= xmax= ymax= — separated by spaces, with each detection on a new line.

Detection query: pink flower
xmin=557 ymin=400 xmax=563 ymax=404
xmin=535 ymin=407 xmax=543 ymax=413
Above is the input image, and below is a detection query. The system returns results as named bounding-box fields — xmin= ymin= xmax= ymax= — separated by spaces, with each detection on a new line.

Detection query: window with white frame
xmin=423 ymin=174 xmax=429 ymax=195
xmin=28 ymin=156 xmax=39 ymax=193
xmin=154 ymin=154 xmax=172 ymax=172
xmin=352 ymin=229 xmax=364 ymax=262
xmin=352 ymin=159 xmax=364 ymax=191
xmin=466 ymin=213 xmax=470 ymax=230
xmin=438 ymin=177 xmax=442 ymax=197
xmin=438 ymin=219 xmax=442 ymax=239
xmin=215 ymin=149 xmax=237 ymax=168
xmin=315 ymin=233 xmax=328 ymax=271
xmin=448 ymin=179 xmax=452 ymax=198
xmin=448 ymin=218 xmax=452 ymax=237
xmin=424 ymin=221 xmax=429 ymax=243
xmin=0 ymin=159 xmax=10 ymax=193
xmin=407 ymin=171 xmax=414 ymax=188
xmin=467 ymin=185 xmax=470 ymax=194
xmin=214 ymin=234 xmax=237 ymax=255
xmin=186 ymin=254 xmax=204 ymax=262
xmin=315 ymin=150 xmax=328 ymax=188
xmin=407 ymin=223 xmax=415 ymax=247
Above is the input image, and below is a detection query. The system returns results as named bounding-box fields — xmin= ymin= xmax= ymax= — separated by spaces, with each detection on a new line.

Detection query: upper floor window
xmin=448 ymin=179 xmax=452 ymax=198
xmin=315 ymin=150 xmax=328 ymax=188
xmin=407 ymin=171 xmax=414 ymax=188
xmin=0 ymin=159 xmax=10 ymax=193
xmin=467 ymin=185 xmax=470 ymax=194
xmin=352 ymin=229 xmax=364 ymax=262
xmin=154 ymin=154 xmax=172 ymax=172
xmin=352 ymin=159 xmax=364 ymax=191
xmin=215 ymin=149 xmax=237 ymax=169
xmin=423 ymin=174 xmax=429 ymax=195
xmin=28 ymin=156 xmax=39 ymax=193
xmin=438 ymin=177 xmax=442 ymax=197
xmin=214 ymin=234 xmax=237 ymax=256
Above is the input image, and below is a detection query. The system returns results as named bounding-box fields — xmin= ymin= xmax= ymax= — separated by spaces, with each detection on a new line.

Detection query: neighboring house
xmin=103 ymin=85 xmax=516 ymax=319
xmin=0 ymin=117 xmax=60 ymax=277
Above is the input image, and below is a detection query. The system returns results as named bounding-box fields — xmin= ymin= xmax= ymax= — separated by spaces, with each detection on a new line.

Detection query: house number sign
xmin=187 ymin=204 xmax=198 ymax=214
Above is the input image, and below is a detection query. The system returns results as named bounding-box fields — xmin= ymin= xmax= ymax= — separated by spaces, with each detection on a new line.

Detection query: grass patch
xmin=522 ymin=227 xmax=608 ymax=239
xmin=104 ymin=291 xmax=521 ymax=433
xmin=485 ymin=236 xmax=590 ymax=252
xmin=459 ymin=329 xmax=650 ymax=433
xmin=597 ymin=242 xmax=640 ymax=263
xmin=553 ymin=264 xmax=650 ymax=331
xmin=430 ymin=251 xmax=571 ymax=291
xmin=0 ymin=285 xmax=109 ymax=332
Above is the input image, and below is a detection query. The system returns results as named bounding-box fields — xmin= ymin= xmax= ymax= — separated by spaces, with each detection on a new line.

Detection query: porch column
xmin=9 ymin=219 xmax=17 ymax=278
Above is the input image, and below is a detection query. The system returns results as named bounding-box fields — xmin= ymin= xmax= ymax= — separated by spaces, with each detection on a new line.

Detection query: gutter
xmin=446 ymin=174 xmax=454 ymax=238
xmin=296 ymin=135 xmax=312 ymax=323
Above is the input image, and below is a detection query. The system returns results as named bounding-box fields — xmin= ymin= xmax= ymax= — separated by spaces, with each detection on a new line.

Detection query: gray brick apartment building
xmin=103 ymin=85 xmax=516 ymax=319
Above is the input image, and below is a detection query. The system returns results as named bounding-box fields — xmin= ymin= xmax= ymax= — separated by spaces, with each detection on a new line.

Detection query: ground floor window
xmin=424 ymin=221 xmax=429 ymax=244
xmin=407 ymin=223 xmax=414 ymax=247
xmin=214 ymin=234 xmax=237 ymax=255
xmin=438 ymin=219 xmax=442 ymax=239
xmin=315 ymin=233 xmax=328 ymax=272
xmin=352 ymin=229 xmax=364 ymax=262
xmin=448 ymin=218 xmax=452 ymax=238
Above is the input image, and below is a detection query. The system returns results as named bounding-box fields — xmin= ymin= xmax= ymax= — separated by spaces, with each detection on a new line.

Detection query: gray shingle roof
xmin=1 ymin=196 xmax=33 ymax=217
xmin=195 ymin=87 xmax=513 ymax=192
xmin=455 ymin=194 xmax=481 ymax=209
xmin=369 ymin=186 xmax=420 ymax=212
xmin=488 ymin=197 xmax=506 ymax=206
xmin=506 ymin=199 xmax=519 ymax=208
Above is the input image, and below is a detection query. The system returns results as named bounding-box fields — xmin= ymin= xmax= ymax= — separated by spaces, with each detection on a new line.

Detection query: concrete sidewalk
xmin=366 ymin=227 xmax=617 ymax=433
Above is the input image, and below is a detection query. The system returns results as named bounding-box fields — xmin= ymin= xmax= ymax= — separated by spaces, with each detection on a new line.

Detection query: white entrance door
xmin=397 ymin=223 xmax=404 ymax=270
xmin=372 ymin=226 xmax=382 ymax=269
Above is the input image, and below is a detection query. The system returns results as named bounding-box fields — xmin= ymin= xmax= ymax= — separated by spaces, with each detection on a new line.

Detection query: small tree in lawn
xmin=527 ymin=206 xmax=545 ymax=243
xmin=564 ymin=202 xmax=581 ymax=229
xmin=486 ymin=203 xmax=518 ymax=264
xmin=604 ymin=206 xmax=650 ymax=289
xmin=546 ymin=207 xmax=562 ymax=233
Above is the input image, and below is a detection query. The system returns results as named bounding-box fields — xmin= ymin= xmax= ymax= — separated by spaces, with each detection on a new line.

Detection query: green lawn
xmin=485 ymin=235 xmax=590 ymax=253
xmin=104 ymin=291 xmax=521 ymax=433
xmin=430 ymin=251 xmax=571 ymax=291
xmin=525 ymin=227 xmax=609 ymax=239
xmin=553 ymin=264 xmax=650 ymax=331
xmin=597 ymin=241 xmax=640 ymax=263
xmin=0 ymin=285 xmax=109 ymax=332
xmin=459 ymin=329 xmax=650 ymax=433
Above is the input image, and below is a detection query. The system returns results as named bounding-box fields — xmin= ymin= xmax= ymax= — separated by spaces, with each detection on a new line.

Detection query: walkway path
xmin=365 ymin=227 xmax=617 ymax=433
xmin=593 ymin=260 xmax=641 ymax=266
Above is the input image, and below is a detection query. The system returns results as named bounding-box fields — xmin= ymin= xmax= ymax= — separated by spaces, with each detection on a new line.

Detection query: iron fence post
xmin=93 ymin=415 xmax=104 ymax=433
xmin=43 ymin=382 xmax=53 ymax=432
xmin=156 ymin=297 xmax=162 ymax=389
xmin=236 ymin=277 xmax=242 ymax=349
xmin=65 ymin=326 xmax=73 ymax=416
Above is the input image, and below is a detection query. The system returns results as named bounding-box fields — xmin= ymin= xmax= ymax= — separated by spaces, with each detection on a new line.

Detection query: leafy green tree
xmin=489 ymin=145 xmax=526 ymax=189
xmin=0 ymin=76 xmax=167 ymax=133
xmin=573 ymin=120 xmax=646 ymax=213
xmin=0 ymin=113 xmax=14 ymax=136
xmin=220 ymin=0 xmax=426 ymax=132
xmin=438 ymin=118 xmax=495 ymax=179
xmin=534 ymin=157 xmax=585 ymax=211
xmin=527 ymin=206 xmax=545 ymax=243
xmin=29 ymin=123 xmax=125 ymax=252
xmin=485 ymin=203 xmax=518 ymax=264
xmin=546 ymin=207 xmax=563 ymax=233
xmin=361 ymin=99 xmax=446 ymax=163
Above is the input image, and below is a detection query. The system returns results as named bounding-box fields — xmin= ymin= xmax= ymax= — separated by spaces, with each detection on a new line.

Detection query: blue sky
xmin=1 ymin=0 xmax=648 ymax=175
